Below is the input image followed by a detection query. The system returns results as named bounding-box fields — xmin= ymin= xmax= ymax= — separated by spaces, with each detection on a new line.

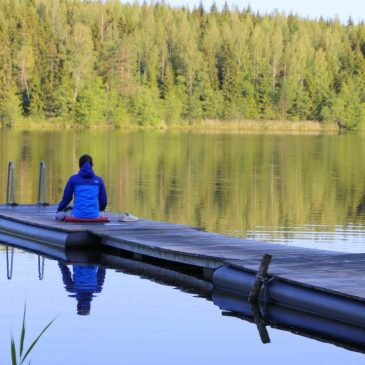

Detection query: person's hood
xmin=79 ymin=162 xmax=95 ymax=178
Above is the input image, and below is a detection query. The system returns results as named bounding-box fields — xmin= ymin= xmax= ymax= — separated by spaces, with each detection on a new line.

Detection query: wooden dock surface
xmin=1 ymin=205 xmax=365 ymax=299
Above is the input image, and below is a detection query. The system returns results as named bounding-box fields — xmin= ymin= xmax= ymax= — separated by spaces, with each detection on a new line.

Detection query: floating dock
xmin=1 ymin=205 xmax=365 ymax=294
xmin=1 ymin=204 xmax=365 ymax=352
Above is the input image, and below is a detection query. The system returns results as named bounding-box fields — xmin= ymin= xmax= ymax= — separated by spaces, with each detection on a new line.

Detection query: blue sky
xmin=137 ymin=0 xmax=365 ymax=23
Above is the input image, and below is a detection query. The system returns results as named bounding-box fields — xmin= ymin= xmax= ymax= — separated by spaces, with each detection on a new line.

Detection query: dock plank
xmin=0 ymin=205 xmax=196 ymax=232
xmin=1 ymin=205 xmax=365 ymax=299
xmin=97 ymin=227 xmax=365 ymax=298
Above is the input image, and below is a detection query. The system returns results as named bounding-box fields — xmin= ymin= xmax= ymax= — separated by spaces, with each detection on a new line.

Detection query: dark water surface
xmin=1 ymin=129 xmax=365 ymax=251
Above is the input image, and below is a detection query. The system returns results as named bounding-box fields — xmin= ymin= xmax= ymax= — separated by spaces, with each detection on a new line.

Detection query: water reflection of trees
xmin=2 ymin=131 xmax=365 ymax=235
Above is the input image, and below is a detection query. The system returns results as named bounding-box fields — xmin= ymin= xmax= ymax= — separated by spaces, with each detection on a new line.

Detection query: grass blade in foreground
xmin=20 ymin=318 xmax=55 ymax=364
xmin=11 ymin=335 xmax=17 ymax=365
xmin=19 ymin=305 xmax=26 ymax=358
xmin=9 ymin=304 xmax=55 ymax=365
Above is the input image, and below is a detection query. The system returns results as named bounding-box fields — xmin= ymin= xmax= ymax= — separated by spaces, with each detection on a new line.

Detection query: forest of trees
xmin=1 ymin=0 xmax=365 ymax=129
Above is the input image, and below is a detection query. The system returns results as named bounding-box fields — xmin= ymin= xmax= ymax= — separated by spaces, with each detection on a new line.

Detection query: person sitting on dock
xmin=56 ymin=154 xmax=107 ymax=220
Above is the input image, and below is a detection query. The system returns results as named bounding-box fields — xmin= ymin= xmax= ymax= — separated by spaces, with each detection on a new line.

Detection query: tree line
xmin=0 ymin=0 xmax=365 ymax=129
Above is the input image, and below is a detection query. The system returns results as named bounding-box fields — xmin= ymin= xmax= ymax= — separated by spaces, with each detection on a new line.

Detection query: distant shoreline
xmin=1 ymin=119 xmax=341 ymax=132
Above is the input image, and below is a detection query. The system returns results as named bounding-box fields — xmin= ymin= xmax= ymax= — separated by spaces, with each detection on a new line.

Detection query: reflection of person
xmin=56 ymin=154 xmax=107 ymax=220
xmin=58 ymin=262 xmax=106 ymax=315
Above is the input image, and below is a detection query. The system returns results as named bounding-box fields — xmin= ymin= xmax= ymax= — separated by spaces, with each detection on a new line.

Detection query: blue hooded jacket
xmin=57 ymin=162 xmax=107 ymax=218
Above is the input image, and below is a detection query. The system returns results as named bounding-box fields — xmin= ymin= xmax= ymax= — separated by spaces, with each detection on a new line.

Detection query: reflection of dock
xmin=3 ymin=242 xmax=365 ymax=354
xmin=2 ymin=204 xmax=365 ymax=352
xmin=213 ymin=288 xmax=365 ymax=354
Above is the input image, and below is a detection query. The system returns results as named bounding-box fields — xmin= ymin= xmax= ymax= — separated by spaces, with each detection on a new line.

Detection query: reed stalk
xmin=10 ymin=304 xmax=55 ymax=365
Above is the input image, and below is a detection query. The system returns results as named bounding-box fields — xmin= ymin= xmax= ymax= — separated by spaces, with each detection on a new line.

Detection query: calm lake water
xmin=1 ymin=246 xmax=364 ymax=365
xmin=1 ymin=129 xmax=365 ymax=251
xmin=1 ymin=129 xmax=365 ymax=364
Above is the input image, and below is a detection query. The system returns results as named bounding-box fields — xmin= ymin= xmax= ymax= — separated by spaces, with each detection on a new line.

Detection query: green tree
xmin=129 ymin=87 xmax=161 ymax=126
xmin=322 ymin=80 xmax=365 ymax=130
xmin=69 ymin=22 xmax=94 ymax=106
xmin=75 ymin=76 xmax=106 ymax=126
